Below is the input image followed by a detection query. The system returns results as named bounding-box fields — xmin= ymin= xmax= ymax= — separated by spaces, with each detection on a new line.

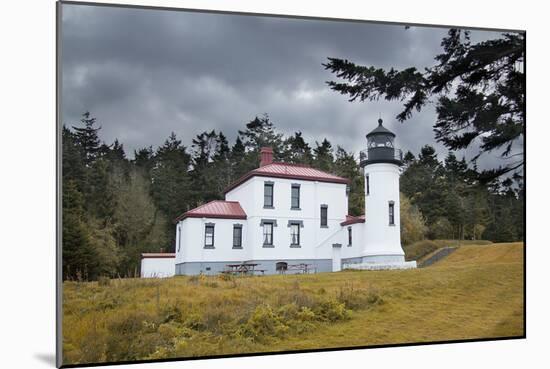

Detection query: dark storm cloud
xmin=61 ymin=3 xmax=508 ymax=168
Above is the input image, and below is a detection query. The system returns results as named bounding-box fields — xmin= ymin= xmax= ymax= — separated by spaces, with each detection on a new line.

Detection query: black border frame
xmin=56 ymin=1 xmax=527 ymax=367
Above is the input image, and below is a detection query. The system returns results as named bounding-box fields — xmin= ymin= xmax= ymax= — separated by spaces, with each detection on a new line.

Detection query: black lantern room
xmin=359 ymin=118 xmax=403 ymax=167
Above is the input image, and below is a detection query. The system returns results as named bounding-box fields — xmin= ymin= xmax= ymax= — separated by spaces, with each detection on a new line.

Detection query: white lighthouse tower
xmin=356 ymin=118 xmax=416 ymax=269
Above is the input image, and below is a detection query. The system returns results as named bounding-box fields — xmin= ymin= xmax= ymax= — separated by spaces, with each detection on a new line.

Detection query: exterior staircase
xmin=418 ymin=247 xmax=457 ymax=268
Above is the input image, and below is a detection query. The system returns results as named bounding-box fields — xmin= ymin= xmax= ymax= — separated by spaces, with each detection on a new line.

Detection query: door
xmin=332 ymin=244 xmax=342 ymax=272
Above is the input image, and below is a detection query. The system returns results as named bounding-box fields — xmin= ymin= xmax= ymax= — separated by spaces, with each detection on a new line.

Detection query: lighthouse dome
xmin=360 ymin=118 xmax=403 ymax=167
xmin=366 ymin=118 xmax=396 ymax=138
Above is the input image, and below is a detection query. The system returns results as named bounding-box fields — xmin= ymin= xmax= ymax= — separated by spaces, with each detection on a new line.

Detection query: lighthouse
xmin=356 ymin=118 xmax=416 ymax=269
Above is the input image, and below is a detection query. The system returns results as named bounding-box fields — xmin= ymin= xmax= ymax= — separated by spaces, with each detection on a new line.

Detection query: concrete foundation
xmin=176 ymin=258 xmax=333 ymax=275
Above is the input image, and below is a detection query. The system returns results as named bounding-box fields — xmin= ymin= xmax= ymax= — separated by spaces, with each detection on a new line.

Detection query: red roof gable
xmin=174 ymin=200 xmax=247 ymax=222
xmin=224 ymin=162 xmax=350 ymax=194
xmin=340 ymin=214 xmax=366 ymax=226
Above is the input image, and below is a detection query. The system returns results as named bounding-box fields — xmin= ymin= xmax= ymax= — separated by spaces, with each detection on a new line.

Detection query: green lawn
xmin=62 ymin=242 xmax=524 ymax=365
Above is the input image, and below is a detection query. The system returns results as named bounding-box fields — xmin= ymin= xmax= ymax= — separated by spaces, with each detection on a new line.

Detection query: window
xmin=204 ymin=224 xmax=215 ymax=248
xmin=348 ymin=227 xmax=352 ymax=246
xmin=389 ymin=201 xmax=395 ymax=226
xmin=263 ymin=222 xmax=274 ymax=246
xmin=366 ymin=174 xmax=370 ymax=195
xmin=320 ymin=205 xmax=328 ymax=227
xmin=264 ymin=182 xmax=274 ymax=208
xmin=233 ymin=224 xmax=242 ymax=248
xmin=291 ymin=184 xmax=300 ymax=209
xmin=290 ymin=223 xmax=300 ymax=246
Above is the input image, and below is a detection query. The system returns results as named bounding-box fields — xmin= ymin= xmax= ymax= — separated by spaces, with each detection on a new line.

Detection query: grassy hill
xmin=62 ymin=242 xmax=524 ymax=366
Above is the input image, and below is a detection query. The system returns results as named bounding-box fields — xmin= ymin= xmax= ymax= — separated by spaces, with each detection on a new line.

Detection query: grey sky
xmin=61 ymin=3 xmax=512 ymax=168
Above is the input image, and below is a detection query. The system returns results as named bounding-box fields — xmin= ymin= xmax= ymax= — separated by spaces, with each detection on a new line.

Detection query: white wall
xmin=340 ymin=223 xmax=365 ymax=259
xmin=226 ymin=176 xmax=349 ymax=261
xmin=363 ymin=163 xmax=404 ymax=257
xmin=140 ymin=258 xmax=175 ymax=278
xmin=176 ymin=217 xmax=250 ymax=262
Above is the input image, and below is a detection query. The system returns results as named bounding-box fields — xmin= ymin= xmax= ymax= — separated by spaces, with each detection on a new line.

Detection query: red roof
xmin=340 ymin=215 xmax=366 ymax=226
xmin=224 ymin=162 xmax=350 ymax=194
xmin=174 ymin=200 xmax=247 ymax=222
xmin=141 ymin=253 xmax=175 ymax=259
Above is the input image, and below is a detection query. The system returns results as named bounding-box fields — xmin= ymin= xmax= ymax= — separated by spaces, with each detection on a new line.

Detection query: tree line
xmin=399 ymin=146 xmax=523 ymax=244
xmin=62 ymin=113 xmax=364 ymax=280
xmin=62 ymin=112 xmax=523 ymax=281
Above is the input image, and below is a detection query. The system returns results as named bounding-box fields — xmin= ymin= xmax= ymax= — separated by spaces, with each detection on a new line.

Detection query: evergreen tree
xmin=333 ymin=146 xmax=363 ymax=216
xmin=62 ymin=126 xmax=86 ymax=190
xmin=62 ymin=180 xmax=100 ymax=280
xmin=283 ymin=131 xmax=313 ymax=164
xmin=238 ymin=114 xmax=285 ymax=161
xmin=312 ymin=138 xmax=334 ymax=172
xmin=113 ymin=169 xmax=169 ymax=275
xmin=230 ymin=136 xmax=249 ymax=180
xmin=72 ymin=111 xmax=101 ymax=166
xmin=324 ymin=30 xmax=525 ymax=181
xmin=190 ymin=130 xmax=224 ymax=203
xmin=151 ymin=132 xmax=192 ymax=249
xmin=133 ymin=146 xmax=155 ymax=174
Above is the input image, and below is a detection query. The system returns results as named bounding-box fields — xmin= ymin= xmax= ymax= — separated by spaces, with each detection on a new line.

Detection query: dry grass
xmin=62 ymin=242 xmax=524 ymax=365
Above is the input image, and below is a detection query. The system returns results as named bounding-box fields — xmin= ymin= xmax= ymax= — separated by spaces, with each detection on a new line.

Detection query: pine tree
xmin=230 ymin=136 xmax=249 ymax=180
xmin=312 ymin=138 xmax=334 ymax=172
xmin=283 ymin=131 xmax=313 ymax=164
xmin=333 ymin=146 xmax=363 ymax=215
xmin=324 ymin=30 xmax=524 ymax=181
xmin=62 ymin=180 xmax=100 ymax=280
xmin=238 ymin=114 xmax=284 ymax=160
xmin=133 ymin=146 xmax=155 ymax=174
xmin=151 ymin=132 xmax=192 ymax=250
xmin=72 ymin=111 xmax=101 ymax=166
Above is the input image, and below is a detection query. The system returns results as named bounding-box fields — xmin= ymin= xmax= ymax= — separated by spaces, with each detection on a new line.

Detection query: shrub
xmin=241 ymin=304 xmax=289 ymax=341
xmin=313 ymin=299 xmax=349 ymax=322
xmin=104 ymin=310 xmax=160 ymax=361
xmin=296 ymin=306 xmax=316 ymax=322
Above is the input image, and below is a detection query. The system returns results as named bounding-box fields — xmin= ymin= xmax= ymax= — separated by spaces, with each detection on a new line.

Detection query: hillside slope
xmin=62 ymin=242 xmax=524 ymax=365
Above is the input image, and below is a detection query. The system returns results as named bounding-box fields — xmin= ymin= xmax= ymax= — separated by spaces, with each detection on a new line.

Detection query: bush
xmin=241 ymin=305 xmax=289 ymax=341
xmin=104 ymin=310 xmax=160 ymax=361
xmin=313 ymin=299 xmax=349 ymax=322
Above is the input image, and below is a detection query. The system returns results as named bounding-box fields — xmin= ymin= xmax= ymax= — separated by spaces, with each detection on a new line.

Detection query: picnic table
xmin=279 ymin=263 xmax=314 ymax=274
xmin=223 ymin=263 xmax=266 ymax=275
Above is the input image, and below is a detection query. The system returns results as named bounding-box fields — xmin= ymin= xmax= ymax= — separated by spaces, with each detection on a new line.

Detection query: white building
xmin=140 ymin=253 xmax=176 ymax=278
xmin=173 ymin=119 xmax=416 ymax=275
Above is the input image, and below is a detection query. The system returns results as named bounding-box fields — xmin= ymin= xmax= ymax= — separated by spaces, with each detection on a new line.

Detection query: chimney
xmin=260 ymin=147 xmax=273 ymax=167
